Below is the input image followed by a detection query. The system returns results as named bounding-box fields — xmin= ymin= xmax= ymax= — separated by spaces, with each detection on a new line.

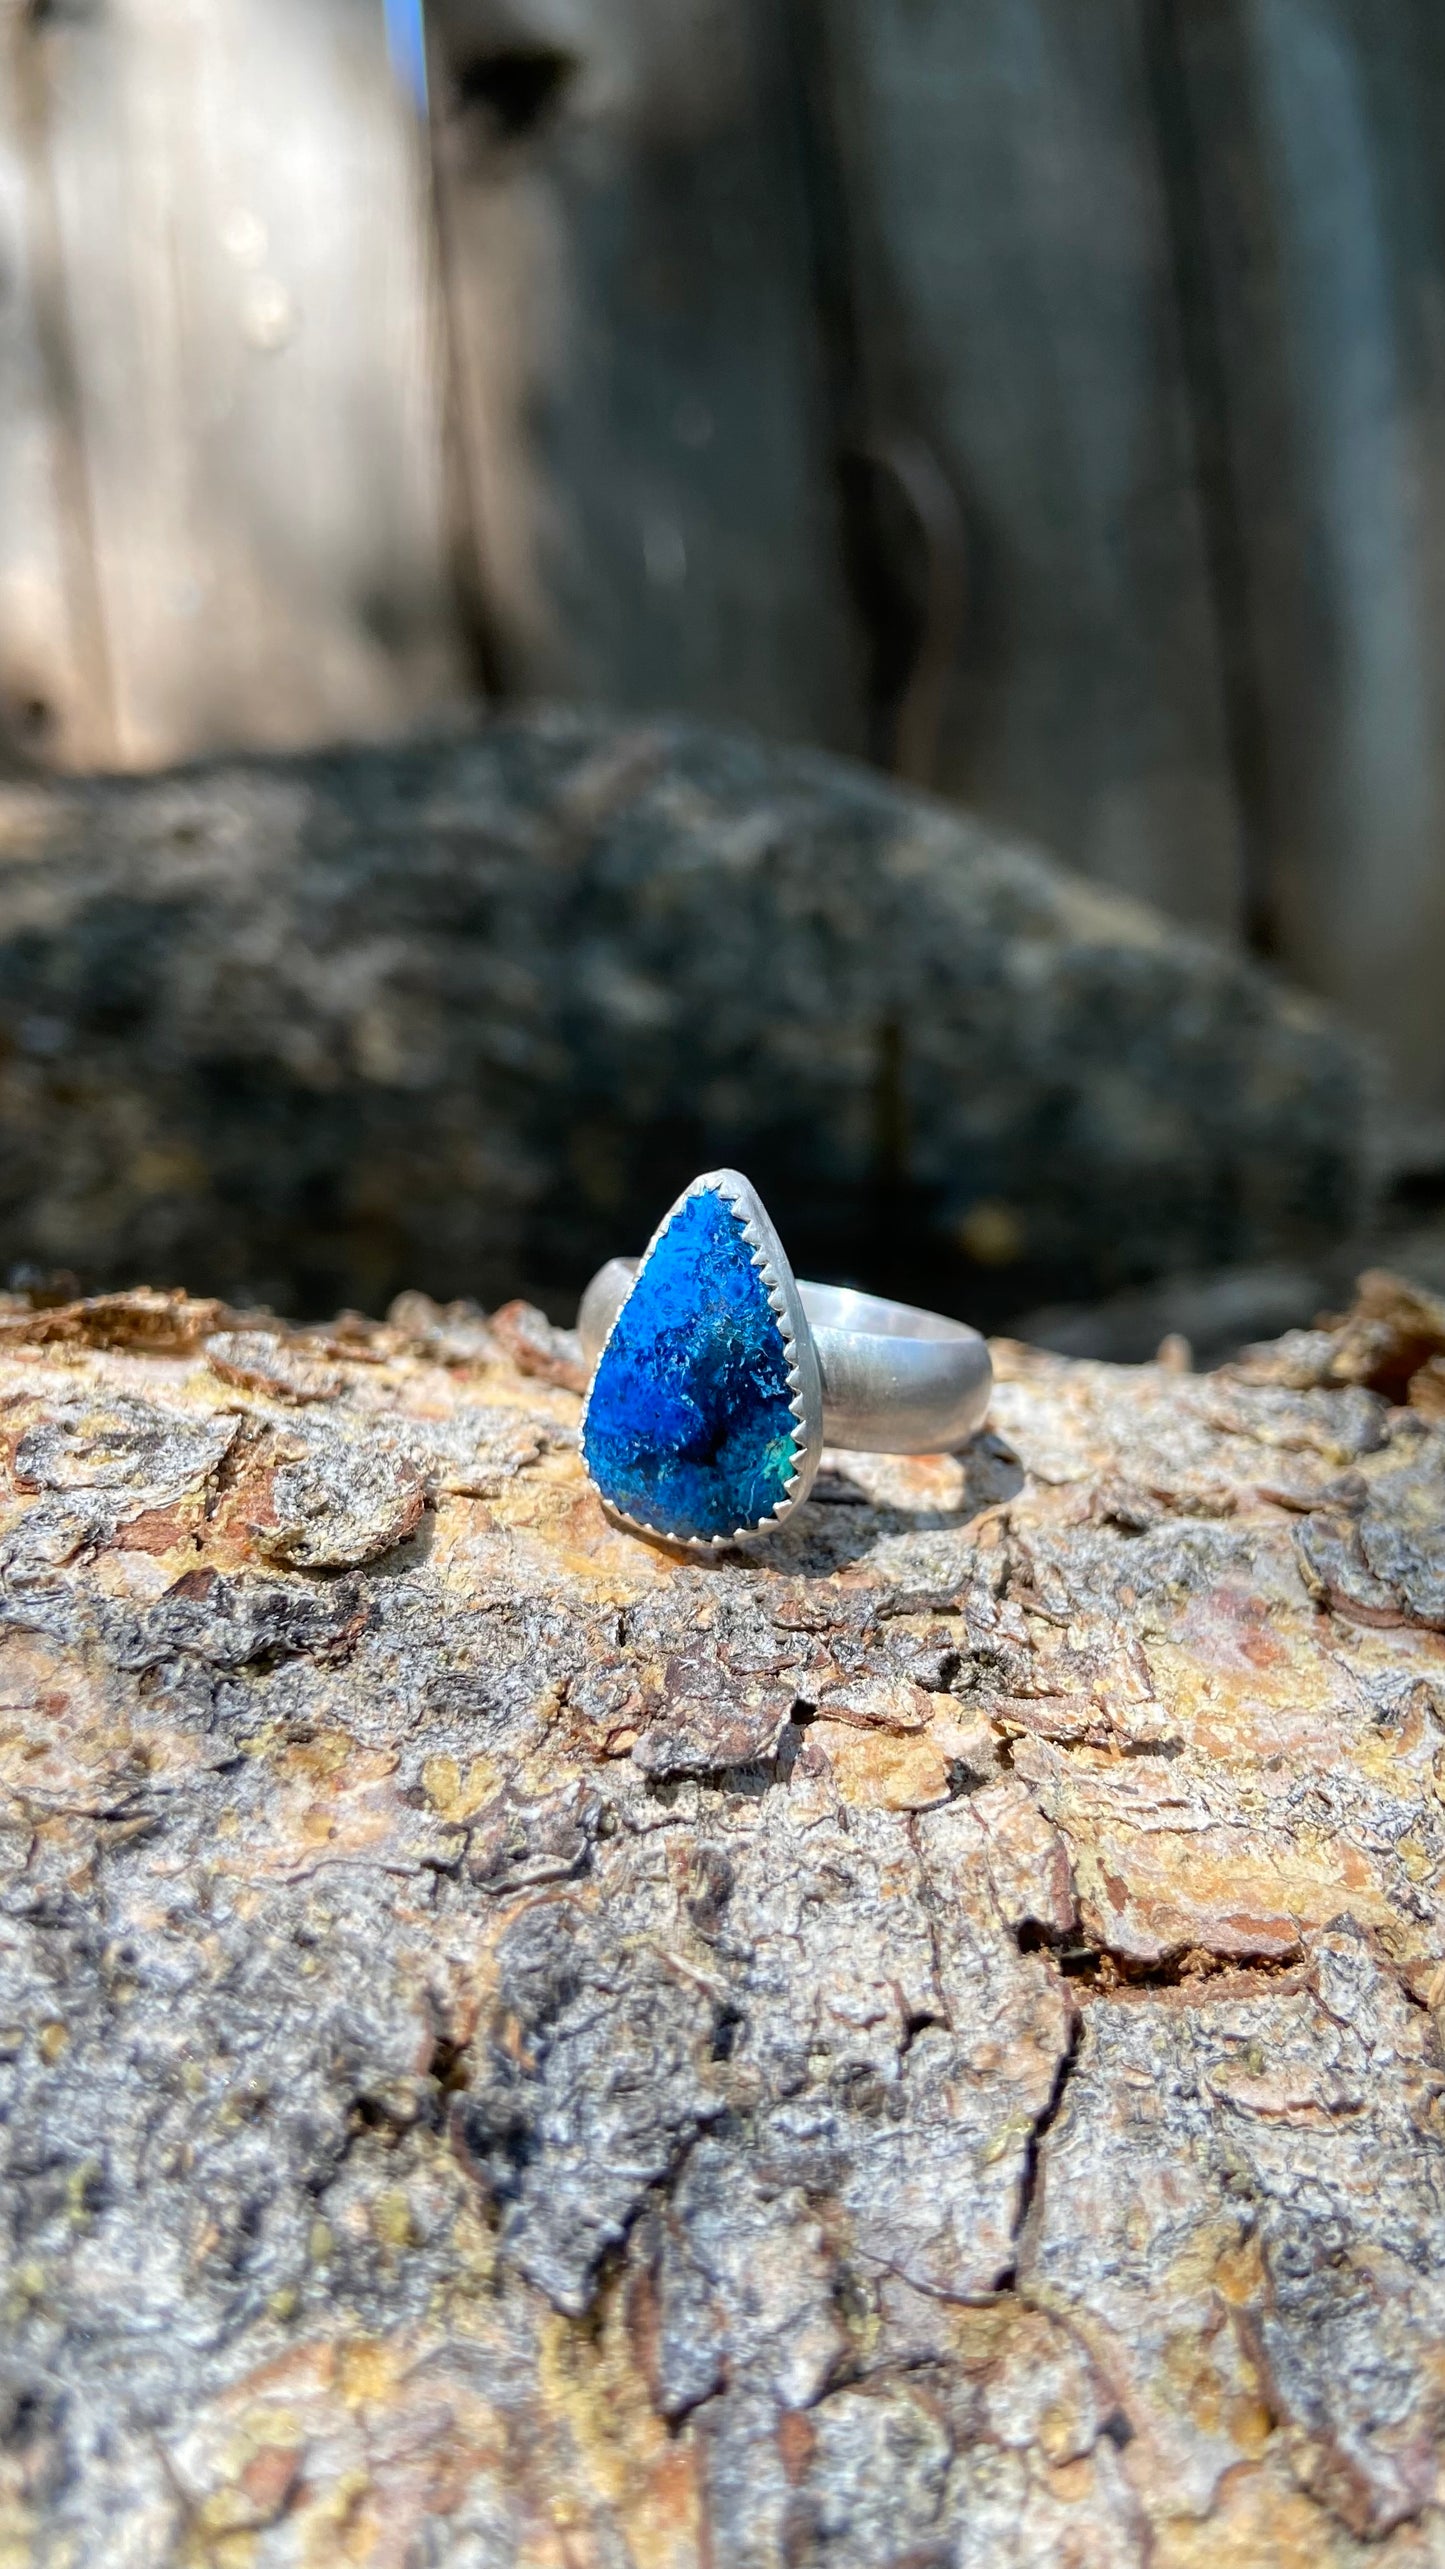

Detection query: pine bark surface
xmin=0 ymin=1275 xmax=1443 ymax=2564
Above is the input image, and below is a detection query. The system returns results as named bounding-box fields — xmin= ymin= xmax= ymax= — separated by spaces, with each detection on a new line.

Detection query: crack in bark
xmin=996 ymin=2012 xmax=1083 ymax=2292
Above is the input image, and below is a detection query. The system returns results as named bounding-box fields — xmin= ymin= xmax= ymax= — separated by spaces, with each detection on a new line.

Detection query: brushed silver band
xmin=577 ymin=1258 xmax=992 ymax=1456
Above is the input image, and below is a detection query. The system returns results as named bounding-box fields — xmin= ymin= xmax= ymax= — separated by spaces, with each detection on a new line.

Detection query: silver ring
xmin=576 ymin=1168 xmax=991 ymax=1553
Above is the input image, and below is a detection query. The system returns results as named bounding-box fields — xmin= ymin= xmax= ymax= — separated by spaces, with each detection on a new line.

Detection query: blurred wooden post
xmin=1 ymin=0 xmax=469 ymax=773
xmin=807 ymin=0 xmax=1248 ymax=939
xmin=0 ymin=0 xmax=113 ymax=768
xmin=424 ymin=0 xmax=867 ymax=754
xmin=1168 ymin=0 xmax=1445 ymax=1122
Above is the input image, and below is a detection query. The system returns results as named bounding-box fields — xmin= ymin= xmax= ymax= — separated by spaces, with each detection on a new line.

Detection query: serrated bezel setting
xmin=579 ymin=1167 xmax=824 ymax=1553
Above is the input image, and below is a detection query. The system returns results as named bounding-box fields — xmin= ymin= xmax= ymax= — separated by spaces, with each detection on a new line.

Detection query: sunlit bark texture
xmin=1 ymin=1272 xmax=1443 ymax=2564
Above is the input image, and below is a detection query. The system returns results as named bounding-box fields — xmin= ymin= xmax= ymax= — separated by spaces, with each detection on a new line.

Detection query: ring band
xmin=579 ymin=1266 xmax=991 ymax=1455
xmin=576 ymin=1168 xmax=991 ymax=1552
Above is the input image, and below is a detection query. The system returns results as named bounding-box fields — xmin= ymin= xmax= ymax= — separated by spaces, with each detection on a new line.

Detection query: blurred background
xmin=1 ymin=0 xmax=1443 ymax=1346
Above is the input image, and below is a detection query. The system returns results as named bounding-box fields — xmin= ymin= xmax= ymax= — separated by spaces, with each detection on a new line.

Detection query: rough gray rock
xmin=0 ymin=710 xmax=1367 ymax=1322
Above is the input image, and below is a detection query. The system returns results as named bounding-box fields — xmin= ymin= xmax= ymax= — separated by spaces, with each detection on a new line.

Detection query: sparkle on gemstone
xmin=582 ymin=1186 xmax=800 ymax=1542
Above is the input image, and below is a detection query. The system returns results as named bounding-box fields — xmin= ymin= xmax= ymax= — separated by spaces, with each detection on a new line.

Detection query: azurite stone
xmin=582 ymin=1188 xmax=801 ymax=1541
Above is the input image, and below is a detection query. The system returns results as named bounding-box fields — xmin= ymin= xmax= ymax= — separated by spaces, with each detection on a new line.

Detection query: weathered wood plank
xmin=0 ymin=2 xmax=109 ymax=769
xmin=427 ymin=0 xmax=866 ymax=751
xmin=814 ymin=0 xmax=1247 ymax=933
xmin=0 ymin=716 xmax=1366 ymax=1325
xmin=21 ymin=0 xmax=467 ymax=770
xmin=1170 ymin=0 xmax=1445 ymax=1114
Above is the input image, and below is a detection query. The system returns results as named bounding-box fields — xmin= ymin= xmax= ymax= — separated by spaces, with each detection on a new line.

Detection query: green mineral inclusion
xmin=582 ymin=1188 xmax=799 ymax=1541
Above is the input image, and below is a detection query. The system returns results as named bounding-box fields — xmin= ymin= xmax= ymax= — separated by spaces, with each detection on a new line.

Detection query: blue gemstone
xmin=582 ymin=1187 xmax=800 ymax=1542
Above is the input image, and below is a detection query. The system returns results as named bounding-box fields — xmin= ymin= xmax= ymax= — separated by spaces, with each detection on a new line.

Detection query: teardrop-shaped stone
xmin=582 ymin=1186 xmax=800 ymax=1541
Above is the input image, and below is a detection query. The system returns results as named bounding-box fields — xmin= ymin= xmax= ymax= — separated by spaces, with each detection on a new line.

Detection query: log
xmin=0 ymin=710 xmax=1367 ymax=1327
xmin=0 ymin=1270 xmax=1443 ymax=2562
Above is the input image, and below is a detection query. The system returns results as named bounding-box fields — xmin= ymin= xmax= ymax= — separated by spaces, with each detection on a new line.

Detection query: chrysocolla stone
xmin=582 ymin=1187 xmax=800 ymax=1541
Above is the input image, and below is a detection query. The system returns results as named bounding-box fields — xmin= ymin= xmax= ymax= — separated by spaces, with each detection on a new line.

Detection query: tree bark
xmin=0 ymin=1271 xmax=1442 ymax=2563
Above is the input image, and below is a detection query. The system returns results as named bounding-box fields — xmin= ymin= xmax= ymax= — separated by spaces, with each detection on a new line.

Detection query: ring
xmin=575 ymin=1168 xmax=992 ymax=1552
